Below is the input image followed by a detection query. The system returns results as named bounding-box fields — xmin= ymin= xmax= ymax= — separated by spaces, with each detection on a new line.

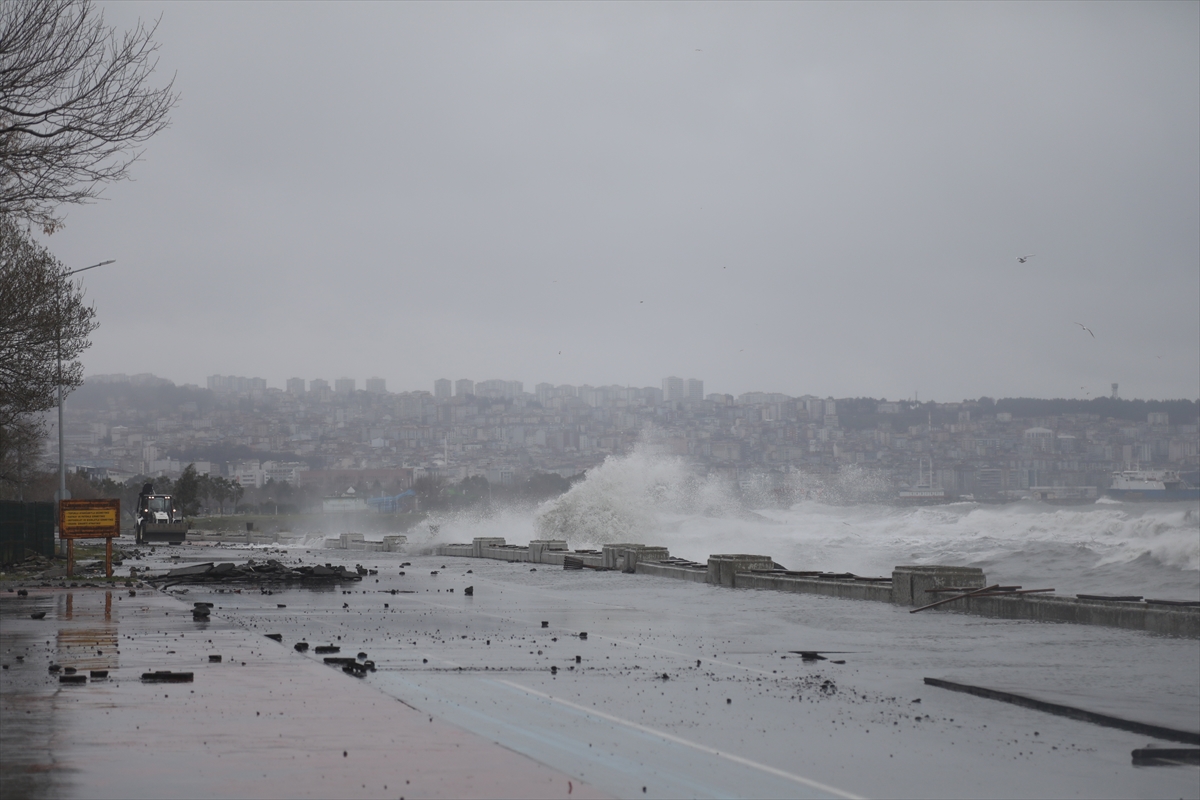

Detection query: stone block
xmin=473 ymin=537 xmax=506 ymax=558
xmin=892 ymin=565 xmax=986 ymax=606
xmin=706 ymin=554 xmax=776 ymax=587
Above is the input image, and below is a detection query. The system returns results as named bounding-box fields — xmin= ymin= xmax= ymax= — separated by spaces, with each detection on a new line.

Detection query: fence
xmin=0 ymin=501 xmax=56 ymax=565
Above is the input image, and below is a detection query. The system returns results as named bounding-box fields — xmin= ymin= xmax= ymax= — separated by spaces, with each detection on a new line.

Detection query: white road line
xmin=493 ymin=678 xmax=865 ymax=800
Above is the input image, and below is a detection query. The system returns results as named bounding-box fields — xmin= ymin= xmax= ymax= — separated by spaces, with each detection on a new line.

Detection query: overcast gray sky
xmin=41 ymin=1 xmax=1200 ymax=401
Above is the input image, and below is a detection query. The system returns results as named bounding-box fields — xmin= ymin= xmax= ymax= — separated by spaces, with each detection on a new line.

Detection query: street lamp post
xmin=57 ymin=260 xmax=115 ymax=510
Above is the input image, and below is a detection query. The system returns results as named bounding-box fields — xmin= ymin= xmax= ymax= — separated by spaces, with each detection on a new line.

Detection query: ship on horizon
xmin=1106 ymin=469 xmax=1200 ymax=502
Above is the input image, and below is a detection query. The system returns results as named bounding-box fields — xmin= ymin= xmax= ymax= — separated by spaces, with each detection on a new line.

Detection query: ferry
xmin=1105 ymin=469 xmax=1200 ymax=502
xmin=1029 ymin=486 xmax=1097 ymax=505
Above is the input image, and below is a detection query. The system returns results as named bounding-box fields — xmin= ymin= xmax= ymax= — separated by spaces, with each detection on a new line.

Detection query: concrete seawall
xmin=438 ymin=537 xmax=1200 ymax=638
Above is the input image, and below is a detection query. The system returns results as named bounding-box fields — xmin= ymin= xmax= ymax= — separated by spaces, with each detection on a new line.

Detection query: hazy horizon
xmin=37 ymin=2 xmax=1200 ymax=401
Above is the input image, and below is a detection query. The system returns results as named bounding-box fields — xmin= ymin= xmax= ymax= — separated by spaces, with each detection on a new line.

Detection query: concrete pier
xmin=437 ymin=538 xmax=1200 ymax=638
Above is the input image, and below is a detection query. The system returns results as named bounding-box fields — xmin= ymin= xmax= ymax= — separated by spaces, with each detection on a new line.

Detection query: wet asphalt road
xmin=3 ymin=541 xmax=1198 ymax=799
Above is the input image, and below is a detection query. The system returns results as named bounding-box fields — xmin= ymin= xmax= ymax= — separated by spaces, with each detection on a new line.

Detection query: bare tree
xmin=0 ymin=0 xmax=177 ymax=231
xmin=0 ymin=214 xmax=97 ymax=495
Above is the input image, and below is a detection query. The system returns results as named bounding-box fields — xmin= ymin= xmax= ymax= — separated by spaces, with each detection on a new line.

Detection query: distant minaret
xmin=1111 ymin=383 xmax=1119 ymax=400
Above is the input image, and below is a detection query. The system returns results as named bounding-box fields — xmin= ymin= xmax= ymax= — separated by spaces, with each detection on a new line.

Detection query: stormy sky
xmin=40 ymin=1 xmax=1200 ymax=401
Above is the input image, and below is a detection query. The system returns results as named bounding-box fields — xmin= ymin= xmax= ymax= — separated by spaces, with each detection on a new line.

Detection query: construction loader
xmin=135 ymin=482 xmax=189 ymax=545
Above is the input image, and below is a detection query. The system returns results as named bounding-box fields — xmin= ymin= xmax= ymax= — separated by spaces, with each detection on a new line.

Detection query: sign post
xmin=59 ymin=499 xmax=120 ymax=578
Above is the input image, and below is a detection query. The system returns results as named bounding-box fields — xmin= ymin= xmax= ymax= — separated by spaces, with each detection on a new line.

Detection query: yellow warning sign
xmin=60 ymin=499 xmax=120 ymax=539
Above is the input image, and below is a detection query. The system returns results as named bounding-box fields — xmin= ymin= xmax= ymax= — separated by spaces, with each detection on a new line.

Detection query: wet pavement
xmin=0 ymin=578 xmax=606 ymax=799
xmin=2 ymin=541 xmax=1198 ymax=799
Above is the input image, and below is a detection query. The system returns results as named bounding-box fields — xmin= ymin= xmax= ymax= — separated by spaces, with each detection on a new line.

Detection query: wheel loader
xmin=135 ymin=482 xmax=189 ymax=545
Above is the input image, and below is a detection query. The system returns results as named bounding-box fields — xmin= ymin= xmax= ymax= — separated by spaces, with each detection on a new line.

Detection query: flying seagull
xmin=1017 ymin=254 xmax=1035 ymax=263
xmin=1074 ymin=322 xmax=1095 ymax=338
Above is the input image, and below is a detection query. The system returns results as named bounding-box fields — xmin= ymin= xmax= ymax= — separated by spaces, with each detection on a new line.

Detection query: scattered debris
xmin=149 ymin=559 xmax=362 ymax=589
xmin=910 ymin=584 xmax=1000 ymax=613
xmin=1131 ymin=748 xmax=1200 ymax=766
xmin=142 ymin=671 xmax=194 ymax=683
xmin=924 ymin=678 xmax=1200 ymax=745
xmin=265 ymin=634 xmax=283 ymax=642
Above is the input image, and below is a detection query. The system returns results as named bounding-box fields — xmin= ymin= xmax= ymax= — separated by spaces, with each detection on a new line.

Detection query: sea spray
xmin=534 ymin=446 xmax=737 ymax=543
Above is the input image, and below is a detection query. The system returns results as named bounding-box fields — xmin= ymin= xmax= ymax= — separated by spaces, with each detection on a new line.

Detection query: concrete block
xmin=473 ymin=537 xmax=506 ymax=558
xmin=339 ymin=533 xmax=365 ymax=549
xmin=602 ymin=544 xmax=642 ymax=570
xmin=382 ymin=535 xmax=408 ymax=553
xmin=707 ymin=554 xmax=776 ymax=587
xmin=529 ymin=540 xmax=569 ymax=562
xmin=892 ymin=565 xmax=986 ymax=606
xmin=637 ymin=546 xmax=669 ymax=564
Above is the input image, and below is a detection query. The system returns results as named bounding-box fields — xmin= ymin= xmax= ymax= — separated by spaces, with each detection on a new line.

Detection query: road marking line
xmin=493 ymin=678 xmax=865 ymax=800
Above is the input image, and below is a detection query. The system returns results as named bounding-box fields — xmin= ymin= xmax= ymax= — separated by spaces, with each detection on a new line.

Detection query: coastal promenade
xmin=2 ymin=544 xmax=1198 ymax=799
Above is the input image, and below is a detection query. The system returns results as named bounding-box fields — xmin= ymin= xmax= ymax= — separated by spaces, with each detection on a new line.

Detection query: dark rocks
xmin=541 ymin=621 xmax=549 ymax=628
xmin=209 ymin=655 xmax=222 ymax=663
xmin=60 ymin=674 xmax=87 ymax=684
xmin=314 ymin=645 xmax=339 ymax=654
xmin=30 ymin=611 xmax=46 ymax=620
xmin=265 ymin=634 xmax=283 ymax=642
xmin=576 ymin=656 xmax=581 ymax=664
xmin=48 ymin=664 xmax=61 ymax=673
xmin=551 ymin=666 xmax=558 ymax=675
xmin=294 ymin=642 xmax=309 ymax=653
xmin=579 ymin=632 xmax=588 ymax=640
xmin=90 ymin=670 xmax=108 ymax=679
xmin=464 ymin=586 xmax=474 ymax=596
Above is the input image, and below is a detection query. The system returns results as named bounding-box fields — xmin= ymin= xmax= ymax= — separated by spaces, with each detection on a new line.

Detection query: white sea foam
xmin=450 ymin=448 xmax=1196 ymax=599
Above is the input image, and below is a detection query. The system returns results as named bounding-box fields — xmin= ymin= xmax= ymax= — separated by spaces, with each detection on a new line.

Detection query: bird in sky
xmin=1017 ymin=254 xmax=1035 ymax=263
xmin=1074 ymin=322 xmax=1095 ymax=338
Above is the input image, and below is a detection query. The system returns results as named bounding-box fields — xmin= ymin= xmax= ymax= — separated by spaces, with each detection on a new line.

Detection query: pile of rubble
xmin=148 ymin=559 xmax=363 ymax=588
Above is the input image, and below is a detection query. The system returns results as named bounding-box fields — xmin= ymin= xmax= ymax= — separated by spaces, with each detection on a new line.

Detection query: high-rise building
xmin=365 ymin=377 xmax=386 ymax=394
xmin=434 ymin=379 xmax=451 ymax=398
xmin=475 ymin=379 xmax=506 ymax=398
xmin=662 ymin=376 xmax=684 ymax=402
xmin=455 ymin=379 xmax=474 ymax=397
xmin=286 ymin=378 xmax=305 ymax=396
xmin=309 ymin=378 xmax=329 ymax=393
xmin=685 ymin=378 xmax=704 ymax=403
xmin=335 ymin=378 xmax=355 ymax=394
xmin=505 ymin=380 xmax=523 ymax=399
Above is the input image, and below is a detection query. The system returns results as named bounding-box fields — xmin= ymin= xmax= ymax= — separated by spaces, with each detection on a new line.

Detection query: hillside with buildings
xmin=48 ymin=373 xmax=1200 ymax=509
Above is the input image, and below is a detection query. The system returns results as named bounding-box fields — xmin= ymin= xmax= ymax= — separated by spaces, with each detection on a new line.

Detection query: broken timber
xmin=924 ymin=677 xmax=1200 ymax=745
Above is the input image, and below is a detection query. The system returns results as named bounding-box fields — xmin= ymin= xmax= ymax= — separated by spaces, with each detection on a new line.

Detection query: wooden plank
xmin=924 ymin=677 xmax=1200 ymax=745
xmin=910 ymin=584 xmax=999 ymax=613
